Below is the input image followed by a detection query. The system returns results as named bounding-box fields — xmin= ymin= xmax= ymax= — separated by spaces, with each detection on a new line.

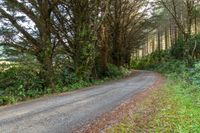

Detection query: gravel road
xmin=0 ymin=71 xmax=158 ymax=133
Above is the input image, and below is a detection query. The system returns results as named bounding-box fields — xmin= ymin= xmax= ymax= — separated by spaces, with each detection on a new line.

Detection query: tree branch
xmin=0 ymin=7 xmax=39 ymax=47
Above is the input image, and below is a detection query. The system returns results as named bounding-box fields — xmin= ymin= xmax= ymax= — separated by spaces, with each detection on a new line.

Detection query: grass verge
xmin=106 ymin=79 xmax=200 ymax=132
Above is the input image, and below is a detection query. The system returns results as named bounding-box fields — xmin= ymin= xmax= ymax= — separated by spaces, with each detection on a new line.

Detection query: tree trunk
xmin=112 ymin=24 xmax=122 ymax=67
xmin=99 ymin=24 xmax=109 ymax=75
xmin=124 ymin=51 xmax=131 ymax=66
xmin=157 ymin=29 xmax=161 ymax=51
xmin=170 ymin=23 xmax=173 ymax=45
xmin=174 ymin=26 xmax=178 ymax=41
xmin=195 ymin=15 xmax=197 ymax=34
xmin=37 ymin=2 xmax=55 ymax=90
xmin=165 ymin=27 xmax=168 ymax=50
xmin=152 ymin=38 xmax=155 ymax=52
xmin=146 ymin=35 xmax=149 ymax=55
xmin=37 ymin=51 xmax=54 ymax=90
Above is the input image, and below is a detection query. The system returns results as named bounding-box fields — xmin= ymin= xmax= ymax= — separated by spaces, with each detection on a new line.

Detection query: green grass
xmin=107 ymin=80 xmax=200 ymax=133
xmin=150 ymin=81 xmax=200 ymax=132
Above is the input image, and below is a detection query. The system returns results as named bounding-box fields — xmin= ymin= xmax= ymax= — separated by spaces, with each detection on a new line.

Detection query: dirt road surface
xmin=0 ymin=71 xmax=158 ymax=133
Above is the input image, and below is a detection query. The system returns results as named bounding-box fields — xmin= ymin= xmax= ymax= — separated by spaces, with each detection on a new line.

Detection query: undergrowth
xmin=0 ymin=63 xmax=130 ymax=106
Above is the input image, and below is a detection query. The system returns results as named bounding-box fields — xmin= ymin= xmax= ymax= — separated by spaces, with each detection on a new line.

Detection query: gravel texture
xmin=0 ymin=71 xmax=158 ymax=133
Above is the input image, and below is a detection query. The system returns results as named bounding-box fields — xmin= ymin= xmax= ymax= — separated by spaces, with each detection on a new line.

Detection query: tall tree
xmin=159 ymin=0 xmax=200 ymax=39
xmin=53 ymin=0 xmax=110 ymax=78
xmin=0 ymin=0 xmax=61 ymax=89
xmin=107 ymin=0 xmax=149 ymax=66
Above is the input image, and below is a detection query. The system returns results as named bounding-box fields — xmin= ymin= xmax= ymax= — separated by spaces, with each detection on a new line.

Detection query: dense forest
xmin=0 ymin=0 xmax=200 ymax=101
xmin=0 ymin=0 xmax=200 ymax=132
xmin=0 ymin=0 xmax=152 ymax=104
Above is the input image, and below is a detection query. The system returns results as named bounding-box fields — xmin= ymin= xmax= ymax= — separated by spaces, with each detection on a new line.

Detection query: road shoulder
xmin=76 ymin=73 xmax=164 ymax=133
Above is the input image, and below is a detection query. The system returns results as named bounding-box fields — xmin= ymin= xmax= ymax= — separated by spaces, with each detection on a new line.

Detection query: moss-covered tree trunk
xmin=37 ymin=52 xmax=54 ymax=89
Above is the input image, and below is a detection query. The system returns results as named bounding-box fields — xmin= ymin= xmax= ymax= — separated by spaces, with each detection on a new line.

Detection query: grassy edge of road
xmin=106 ymin=79 xmax=200 ymax=132
xmin=106 ymin=60 xmax=200 ymax=132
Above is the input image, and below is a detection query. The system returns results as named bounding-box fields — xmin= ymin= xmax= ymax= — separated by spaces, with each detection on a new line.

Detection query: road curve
xmin=0 ymin=71 xmax=158 ymax=133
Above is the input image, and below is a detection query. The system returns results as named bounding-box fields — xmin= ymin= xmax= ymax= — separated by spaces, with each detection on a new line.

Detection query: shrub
xmin=170 ymin=37 xmax=186 ymax=59
xmin=153 ymin=59 xmax=200 ymax=89
xmin=0 ymin=65 xmax=43 ymax=89
xmin=187 ymin=62 xmax=200 ymax=85
xmin=188 ymin=34 xmax=200 ymax=59
xmin=0 ymin=64 xmax=44 ymax=105
xmin=170 ymin=34 xmax=200 ymax=60
xmin=0 ymin=61 xmax=131 ymax=106
xmin=56 ymin=68 xmax=80 ymax=86
xmin=105 ymin=64 xmax=127 ymax=78
xmin=0 ymin=96 xmax=16 ymax=105
xmin=131 ymin=50 xmax=171 ymax=70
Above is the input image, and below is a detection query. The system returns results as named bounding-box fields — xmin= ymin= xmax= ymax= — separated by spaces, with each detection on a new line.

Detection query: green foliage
xmin=75 ymin=41 xmax=95 ymax=80
xmin=154 ymin=60 xmax=200 ymax=87
xmin=0 ymin=96 xmax=16 ymax=105
xmin=132 ymin=34 xmax=200 ymax=71
xmin=0 ymin=64 xmax=44 ymax=105
xmin=0 ymin=62 xmax=130 ymax=106
xmin=56 ymin=68 xmax=80 ymax=86
xmin=105 ymin=64 xmax=130 ymax=78
xmin=150 ymin=81 xmax=200 ymax=132
xmin=154 ymin=60 xmax=187 ymax=75
xmin=188 ymin=62 xmax=200 ymax=85
xmin=0 ymin=66 xmax=42 ymax=90
xmin=131 ymin=50 xmax=171 ymax=69
xmin=170 ymin=34 xmax=200 ymax=60
xmin=189 ymin=34 xmax=200 ymax=59
xmin=151 ymin=60 xmax=200 ymax=130
xmin=170 ymin=37 xmax=186 ymax=59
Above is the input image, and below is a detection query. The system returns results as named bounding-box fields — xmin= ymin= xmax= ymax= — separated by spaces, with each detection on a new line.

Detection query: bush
xmin=105 ymin=64 xmax=129 ymax=78
xmin=131 ymin=50 xmax=171 ymax=70
xmin=0 ymin=64 xmax=44 ymax=105
xmin=132 ymin=48 xmax=200 ymax=87
xmin=0 ymin=96 xmax=16 ymax=105
xmin=188 ymin=34 xmax=200 ymax=59
xmin=56 ymin=68 xmax=80 ymax=86
xmin=154 ymin=60 xmax=187 ymax=75
xmin=170 ymin=37 xmax=186 ymax=59
xmin=170 ymin=34 xmax=200 ymax=60
xmin=0 ymin=62 xmax=131 ymax=106
xmin=152 ymin=59 xmax=200 ymax=88
xmin=187 ymin=62 xmax=200 ymax=85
